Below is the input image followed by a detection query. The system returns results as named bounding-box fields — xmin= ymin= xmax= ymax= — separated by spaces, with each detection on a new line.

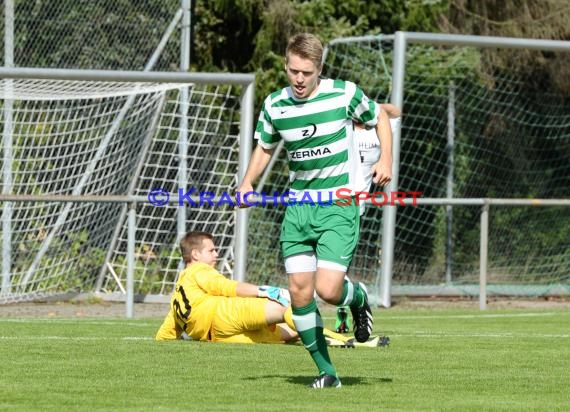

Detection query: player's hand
xmin=236 ymin=182 xmax=254 ymax=209
xmin=257 ymin=286 xmax=290 ymax=306
xmin=372 ymin=157 xmax=392 ymax=186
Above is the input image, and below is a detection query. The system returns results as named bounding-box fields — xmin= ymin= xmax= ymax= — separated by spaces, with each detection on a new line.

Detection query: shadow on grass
xmin=245 ymin=375 xmax=393 ymax=386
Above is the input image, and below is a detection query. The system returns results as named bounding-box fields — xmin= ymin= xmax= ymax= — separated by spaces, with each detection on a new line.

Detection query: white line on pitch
xmin=1 ymin=333 xmax=569 ymax=341
xmin=0 ymin=336 xmax=154 ymax=341
xmin=382 ymin=312 xmax=563 ymax=320
xmin=322 ymin=312 xmax=562 ymax=321
xmin=393 ymin=332 xmax=570 ymax=338
xmin=1 ymin=312 xmax=563 ymax=324
xmin=0 ymin=318 xmax=155 ymax=326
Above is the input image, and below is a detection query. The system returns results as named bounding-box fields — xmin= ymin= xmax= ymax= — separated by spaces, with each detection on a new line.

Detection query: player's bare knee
xmin=287 ymin=282 xmax=302 ymax=297
xmin=265 ymin=300 xmax=287 ymax=325
xmin=316 ymin=287 xmax=342 ymax=304
xmin=288 ymin=286 xmax=315 ymax=307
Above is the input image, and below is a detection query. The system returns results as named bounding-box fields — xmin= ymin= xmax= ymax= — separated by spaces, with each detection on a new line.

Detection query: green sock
xmin=292 ymin=299 xmax=336 ymax=377
xmin=338 ymin=279 xmax=365 ymax=308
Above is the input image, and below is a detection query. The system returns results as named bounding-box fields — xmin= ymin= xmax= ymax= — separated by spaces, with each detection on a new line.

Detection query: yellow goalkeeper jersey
xmin=155 ymin=262 xmax=238 ymax=341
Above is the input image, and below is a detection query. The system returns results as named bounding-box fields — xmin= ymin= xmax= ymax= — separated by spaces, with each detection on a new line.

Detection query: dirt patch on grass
xmin=1 ymin=296 xmax=568 ymax=318
xmin=391 ymin=296 xmax=570 ymax=310
xmin=0 ymin=300 xmax=169 ymax=318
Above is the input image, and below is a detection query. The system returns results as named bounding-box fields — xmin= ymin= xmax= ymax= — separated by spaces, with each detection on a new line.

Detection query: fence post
xmin=126 ymin=203 xmax=136 ymax=318
xmin=479 ymin=202 xmax=489 ymax=310
xmin=377 ymin=31 xmax=407 ymax=308
xmin=1 ymin=0 xmax=15 ymax=295
xmin=446 ymin=83 xmax=456 ymax=284
xmin=233 ymin=80 xmax=255 ymax=282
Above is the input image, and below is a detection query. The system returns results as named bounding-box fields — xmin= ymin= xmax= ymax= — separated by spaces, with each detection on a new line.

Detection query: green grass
xmin=1 ymin=308 xmax=569 ymax=411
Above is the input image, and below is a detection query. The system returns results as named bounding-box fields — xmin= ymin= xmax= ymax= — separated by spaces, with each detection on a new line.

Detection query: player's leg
xmin=211 ymin=332 xmax=257 ymax=344
xmin=313 ymin=265 xmax=372 ymax=343
xmin=315 ymin=201 xmax=373 ymax=343
xmin=323 ymin=327 xmax=352 ymax=343
xmin=263 ymin=298 xmax=289 ymax=325
xmin=275 ymin=323 xmax=298 ymax=342
xmin=212 ymin=296 xmax=274 ymax=338
xmin=286 ymin=260 xmax=338 ymax=383
xmin=209 ymin=284 xmax=297 ymax=343
xmin=281 ymin=204 xmax=341 ymax=388
xmin=261 ymin=300 xmax=300 ymax=342
xmin=285 ymin=257 xmax=341 ymax=385
xmin=212 ymin=323 xmax=296 ymax=344
xmin=210 ymin=294 xmax=295 ymax=339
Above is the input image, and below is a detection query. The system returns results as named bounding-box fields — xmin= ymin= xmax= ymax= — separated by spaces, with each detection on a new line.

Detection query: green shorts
xmin=280 ymin=201 xmax=360 ymax=267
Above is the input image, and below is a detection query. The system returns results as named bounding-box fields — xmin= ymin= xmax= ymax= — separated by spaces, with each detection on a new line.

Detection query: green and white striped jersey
xmin=255 ymin=78 xmax=379 ymax=201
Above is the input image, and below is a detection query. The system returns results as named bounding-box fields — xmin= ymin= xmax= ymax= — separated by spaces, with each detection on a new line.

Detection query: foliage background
xmin=190 ymin=0 xmax=569 ymax=106
xmin=0 ymin=0 xmax=568 ymax=293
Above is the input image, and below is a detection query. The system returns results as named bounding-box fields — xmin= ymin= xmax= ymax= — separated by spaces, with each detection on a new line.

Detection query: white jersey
xmin=355 ymin=116 xmax=401 ymax=215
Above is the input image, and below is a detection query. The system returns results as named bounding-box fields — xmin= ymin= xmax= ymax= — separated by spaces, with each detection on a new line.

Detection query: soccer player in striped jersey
xmin=356 ymin=103 xmax=401 ymax=215
xmin=237 ymin=33 xmax=393 ymax=388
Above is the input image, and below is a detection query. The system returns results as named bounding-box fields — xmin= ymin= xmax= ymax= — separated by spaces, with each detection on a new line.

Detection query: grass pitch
xmin=1 ymin=307 xmax=569 ymax=411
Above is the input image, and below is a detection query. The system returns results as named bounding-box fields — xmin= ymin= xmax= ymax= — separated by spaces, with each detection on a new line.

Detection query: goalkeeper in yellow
xmin=155 ymin=231 xmax=298 ymax=343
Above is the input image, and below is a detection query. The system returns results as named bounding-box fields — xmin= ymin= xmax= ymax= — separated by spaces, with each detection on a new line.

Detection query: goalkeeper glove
xmin=257 ymin=286 xmax=290 ymax=307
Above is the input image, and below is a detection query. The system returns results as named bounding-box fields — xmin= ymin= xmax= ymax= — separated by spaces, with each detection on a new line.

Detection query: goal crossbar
xmin=0 ymin=67 xmax=255 ymax=85
xmin=1 ymin=69 xmax=255 ymax=307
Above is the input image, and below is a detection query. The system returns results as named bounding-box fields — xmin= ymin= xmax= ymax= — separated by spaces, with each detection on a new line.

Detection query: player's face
xmin=193 ymin=238 xmax=218 ymax=267
xmin=285 ymin=53 xmax=322 ymax=99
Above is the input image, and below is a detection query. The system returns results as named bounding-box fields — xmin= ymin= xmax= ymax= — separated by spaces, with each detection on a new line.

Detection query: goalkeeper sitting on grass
xmin=156 ymin=231 xmax=369 ymax=346
xmin=155 ymin=230 xmax=298 ymax=343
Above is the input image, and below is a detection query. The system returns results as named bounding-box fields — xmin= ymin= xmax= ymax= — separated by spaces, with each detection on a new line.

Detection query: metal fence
xmin=2 ymin=4 xmax=569 ymax=312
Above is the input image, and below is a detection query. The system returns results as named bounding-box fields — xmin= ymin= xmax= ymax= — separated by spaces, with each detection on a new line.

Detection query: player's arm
xmin=236 ymin=100 xmax=278 ymax=206
xmin=195 ymin=267 xmax=239 ymax=297
xmin=155 ymin=307 xmax=183 ymax=341
xmin=236 ymin=143 xmax=274 ymax=205
xmin=372 ymin=108 xmax=393 ymax=186
xmin=193 ymin=265 xmax=250 ymax=297
xmin=228 ymin=279 xmax=290 ymax=306
xmin=380 ymin=103 xmax=401 ymax=119
xmin=236 ymin=281 xmax=264 ymax=297
xmin=195 ymin=266 xmax=288 ymax=305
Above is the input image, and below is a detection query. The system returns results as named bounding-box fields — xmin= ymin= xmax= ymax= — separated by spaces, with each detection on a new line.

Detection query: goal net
xmin=1 ymin=76 xmax=246 ymax=303
xmin=245 ymin=35 xmax=570 ymax=297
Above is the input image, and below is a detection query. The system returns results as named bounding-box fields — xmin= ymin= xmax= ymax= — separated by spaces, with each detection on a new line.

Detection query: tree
xmin=442 ymin=0 xmax=570 ymax=94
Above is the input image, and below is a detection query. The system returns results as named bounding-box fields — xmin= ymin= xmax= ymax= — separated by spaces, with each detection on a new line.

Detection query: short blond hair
xmin=180 ymin=231 xmax=213 ymax=264
xmin=285 ymin=33 xmax=323 ymax=68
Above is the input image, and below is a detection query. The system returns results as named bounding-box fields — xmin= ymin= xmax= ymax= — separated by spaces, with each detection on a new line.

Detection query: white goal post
xmin=0 ymin=67 xmax=254 ymax=306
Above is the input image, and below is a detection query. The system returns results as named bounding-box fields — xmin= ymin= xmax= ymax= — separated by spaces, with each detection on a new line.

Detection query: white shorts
xmin=283 ymin=251 xmax=348 ymax=273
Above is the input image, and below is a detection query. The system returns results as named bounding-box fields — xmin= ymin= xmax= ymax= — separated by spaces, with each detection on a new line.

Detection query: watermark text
xmin=147 ymin=187 xmax=422 ymax=208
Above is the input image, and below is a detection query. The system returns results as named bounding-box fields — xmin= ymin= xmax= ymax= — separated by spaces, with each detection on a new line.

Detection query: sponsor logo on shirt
xmin=301 ymin=123 xmax=317 ymax=138
xmin=290 ymin=147 xmax=332 ymax=160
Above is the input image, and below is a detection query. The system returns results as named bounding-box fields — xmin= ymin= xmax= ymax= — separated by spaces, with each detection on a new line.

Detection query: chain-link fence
xmin=1 ymin=0 xmax=182 ymax=70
